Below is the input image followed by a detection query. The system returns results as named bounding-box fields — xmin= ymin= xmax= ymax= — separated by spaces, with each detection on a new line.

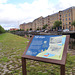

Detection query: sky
xmin=0 ymin=0 xmax=75 ymax=30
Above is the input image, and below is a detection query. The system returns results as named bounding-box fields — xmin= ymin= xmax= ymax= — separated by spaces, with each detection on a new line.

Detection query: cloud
xmin=0 ymin=0 xmax=54 ymax=30
xmin=0 ymin=0 xmax=8 ymax=4
xmin=19 ymin=0 xmax=52 ymax=17
xmin=59 ymin=0 xmax=75 ymax=7
xmin=0 ymin=0 xmax=75 ymax=30
xmin=54 ymin=0 xmax=75 ymax=11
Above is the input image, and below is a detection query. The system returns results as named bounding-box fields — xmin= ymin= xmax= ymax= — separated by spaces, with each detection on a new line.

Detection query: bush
xmin=42 ymin=24 xmax=48 ymax=29
xmin=0 ymin=25 xmax=5 ymax=34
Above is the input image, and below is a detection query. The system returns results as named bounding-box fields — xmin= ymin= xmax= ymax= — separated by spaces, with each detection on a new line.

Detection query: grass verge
xmin=0 ymin=33 xmax=75 ymax=75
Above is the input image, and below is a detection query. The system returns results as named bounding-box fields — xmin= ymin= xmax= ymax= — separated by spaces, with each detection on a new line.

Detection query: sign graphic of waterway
xmin=43 ymin=53 xmax=55 ymax=58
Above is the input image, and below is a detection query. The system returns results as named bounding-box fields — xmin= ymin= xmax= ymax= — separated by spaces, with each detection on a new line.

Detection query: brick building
xmin=20 ymin=6 xmax=75 ymax=31
xmin=10 ymin=28 xmax=18 ymax=31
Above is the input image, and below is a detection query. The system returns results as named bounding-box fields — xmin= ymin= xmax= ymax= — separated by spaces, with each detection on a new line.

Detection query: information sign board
xmin=22 ymin=35 xmax=70 ymax=65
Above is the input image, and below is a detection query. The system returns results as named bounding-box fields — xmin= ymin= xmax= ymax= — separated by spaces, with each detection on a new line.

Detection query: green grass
xmin=0 ymin=33 xmax=75 ymax=75
xmin=0 ymin=33 xmax=28 ymax=57
xmin=0 ymin=33 xmax=29 ymax=75
xmin=0 ymin=56 xmax=10 ymax=62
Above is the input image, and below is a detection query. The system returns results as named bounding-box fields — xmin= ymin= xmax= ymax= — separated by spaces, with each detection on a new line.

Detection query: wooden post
xmin=22 ymin=57 xmax=27 ymax=75
xmin=60 ymin=65 xmax=65 ymax=75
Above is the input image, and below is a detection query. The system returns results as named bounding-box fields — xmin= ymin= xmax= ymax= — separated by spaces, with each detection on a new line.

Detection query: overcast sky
xmin=0 ymin=0 xmax=75 ymax=30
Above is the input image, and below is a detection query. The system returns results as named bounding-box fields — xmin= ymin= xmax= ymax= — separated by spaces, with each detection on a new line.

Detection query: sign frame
xmin=22 ymin=35 xmax=70 ymax=75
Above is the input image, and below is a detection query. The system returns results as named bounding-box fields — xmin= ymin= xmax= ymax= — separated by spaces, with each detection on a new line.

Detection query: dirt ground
xmin=68 ymin=49 xmax=75 ymax=56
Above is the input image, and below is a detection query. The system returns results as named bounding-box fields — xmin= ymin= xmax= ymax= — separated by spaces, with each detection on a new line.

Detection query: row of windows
xmin=63 ymin=18 xmax=71 ymax=21
xmin=42 ymin=13 xmax=71 ymax=21
xmin=45 ymin=14 xmax=71 ymax=21
xmin=63 ymin=13 xmax=71 ymax=17
xmin=63 ymin=26 xmax=71 ymax=29
xmin=63 ymin=9 xmax=71 ymax=14
xmin=63 ymin=22 xmax=71 ymax=25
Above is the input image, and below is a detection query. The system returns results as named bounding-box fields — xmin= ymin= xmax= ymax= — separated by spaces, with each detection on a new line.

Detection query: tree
xmin=26 ymin=29 xmax=28 ymax=31
xmin=42 ymin=24 xmax=48 ymax=29
xmin=0 ymin=25 xmax=5 ymax=34
xmin=71 ymin=21 xmax=75 ymax=27
xmin=71 ymin=21 xmax=75 ymax=31
xmin=53 ymin=21 xmax=62 ymax=30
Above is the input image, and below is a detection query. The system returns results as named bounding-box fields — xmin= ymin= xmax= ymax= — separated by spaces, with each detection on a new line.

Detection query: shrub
xmin=0 ymin=25 xmax=5 ymax=34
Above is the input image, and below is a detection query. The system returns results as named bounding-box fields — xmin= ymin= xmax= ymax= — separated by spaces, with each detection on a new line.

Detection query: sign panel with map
xmin=22 ymin=35 xmax=70 ymax=65
xmin=26 ymin=35 xmax=66 ymax=60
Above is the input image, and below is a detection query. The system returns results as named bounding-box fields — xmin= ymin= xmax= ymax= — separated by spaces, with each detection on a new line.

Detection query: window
xmin=66 ymin=22 xmax=67 ymax=25
xmin=66 ymin=25 xmax=67 ymax=29
xmin=66 ymin=14 xmax=67 ymax=17
xmin=69 ymin=13 xmax=70 ymax=16
xmin=69 ymin=18 xmax=71 ymax=20
xmin=69 ymin=22 xmax=71 ymax=24
xmin=63 ymin=19 xmax=64 ymax=21
xmin=66 ymin=18 xmax=67 ymax=21
xmin=48 ymin=21 xmax=50 ymax=23
xmin=66 ymin=11 xmax=68 ymax=13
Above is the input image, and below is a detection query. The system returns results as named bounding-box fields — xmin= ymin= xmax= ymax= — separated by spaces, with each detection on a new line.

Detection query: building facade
xmin=25 ymin=22 xmax=32 ymax=31
xmin=61 ymin=7 xmax=75 ymax=30
xmin=32 ymin=16 xmax=44 ymax=30
xmin=20 ymin=23 xmax=26 ymax=31
xmin=20 ymin=6 xmax=75 ymax=31
xmin=10 ymin=28 xmax=18 ymax=31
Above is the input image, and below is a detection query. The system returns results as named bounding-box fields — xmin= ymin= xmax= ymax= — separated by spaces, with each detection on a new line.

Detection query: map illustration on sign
xmin=26 ymin=35 xmax=66 ymax=60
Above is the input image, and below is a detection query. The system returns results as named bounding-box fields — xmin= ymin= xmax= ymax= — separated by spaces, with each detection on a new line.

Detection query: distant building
xmin=10 ymin=28 xmax=18 ymax=31
xmin=25 ymin=22 xmax=32 ymax=31
xmin=19 ymin=23 xmax=26 ymax=31
xmin=61 ymin=7 xmax=75 ymax=30
xmin=32 ymin=16 xmax=44 ymax=30
xmin=20 ymin=6 xmax=75 ymax=31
